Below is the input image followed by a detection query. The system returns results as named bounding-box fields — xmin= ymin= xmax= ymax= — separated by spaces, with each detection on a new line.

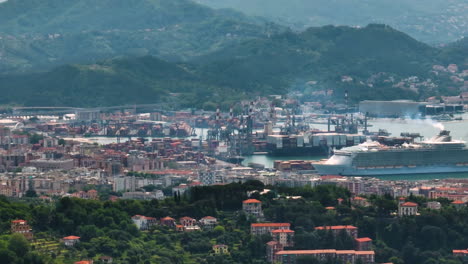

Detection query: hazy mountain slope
xmin=196 ymin=0 xmax=468 ymax=44
xmin=197 ymin=25 xmax=438 ymax=93
xmin=2 ymin=25 xmax=464 ymax=108
xmin=0 ymin=56 xmax=203 ymax=106
xmin=439 ymin=37 xmax=468 ymax=66
xmin=0 ymin=0 xmax=280 ymax=72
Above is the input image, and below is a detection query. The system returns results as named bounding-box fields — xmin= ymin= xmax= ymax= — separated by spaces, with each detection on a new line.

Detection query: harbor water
xmin=84 ymin=116 xmax=468 ymax=180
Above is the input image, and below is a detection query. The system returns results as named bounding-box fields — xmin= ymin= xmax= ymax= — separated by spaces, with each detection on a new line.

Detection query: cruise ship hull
xmin=313 ymin=164 xmax=468 ymax=176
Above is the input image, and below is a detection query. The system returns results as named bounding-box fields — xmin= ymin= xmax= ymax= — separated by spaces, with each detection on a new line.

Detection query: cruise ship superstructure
xmin=313 ymin=130 xmax=468 ymax=176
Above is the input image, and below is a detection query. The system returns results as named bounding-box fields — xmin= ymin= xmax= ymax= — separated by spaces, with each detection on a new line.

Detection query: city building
xmin=122 ymin=191 xmax=164 ymax=200
xmin=275 ymin=249 xmax=375 ymax=264
xmin=75 ymin=261 xmax=93 ymax=264
xmin=160 ymin=216 xmax=176 ymax=227
xmin=63 ymin=236 xmax=80 ymax=246
xmin=453 ymin=249 xmax=468 ymax=259
xmin=131 ymin=215 xmax=158 ymax=230
xmin=359 ymin=100 xmax=423 ymax=117
xmin=29 ymin=159 xmax=74 ymax=171
xmin=75 ymin=109 xmax=101 ymax=121
xmin=11 ymin=219 xmax=33 ymax=240
xmin=199 ymin=216 xmax=217 ymax=230
xmin=251 ymin=223 xmax=291 ymax=236
xmin=266 ymin=241 xmax=284 ymax=263
xmin=176 ymin=225 xmax=184 ymax=232
xmin=213 ymin=244 xmax=229 ymax=255
xmin=451 ymin=200 xmax=466 ymax=209
xmin=242 ymin=199 xmax=264 ymax=219
xmin=179 ymin=216 xmax=197 ymax=227
xmin=271 ymin=229 xmax=295 ymax=247
xmin=351 ymin=196 xmax=370 ymax=207
xmin=98 ymin=256 xmax=113 ymax=263
xmin=426 ymin=201 xmax=441 ymax=210
xmin=355 ymin=237 xmax=372 ymax=251
xmin=398 ymin=198 xmax=418 ymax=216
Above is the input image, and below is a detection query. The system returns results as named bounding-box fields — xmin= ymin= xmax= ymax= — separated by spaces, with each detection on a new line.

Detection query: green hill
xmin=438 ymin=37 xmax=468 ymax=65
xmin=197 ymin=24 xmax=441 ymax=101
xmin=0 ymin=25 xmax=464 ymax=108
xmin=0 ymin=0 xmax=280 ymax=72
xmin=0 ymin=56 xmax=248 ymax=108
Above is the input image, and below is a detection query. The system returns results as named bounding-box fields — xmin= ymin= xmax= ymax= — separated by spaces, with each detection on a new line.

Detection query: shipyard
xmin=1 ymin=94 xmax=468 ymax=181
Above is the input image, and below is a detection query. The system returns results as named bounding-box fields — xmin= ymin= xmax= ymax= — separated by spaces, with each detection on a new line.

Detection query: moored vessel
xmin=313 ymin=130 xmax=468 ymax=176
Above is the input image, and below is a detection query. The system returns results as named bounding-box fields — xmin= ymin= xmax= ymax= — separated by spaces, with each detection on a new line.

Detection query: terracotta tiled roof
xmin=63 ymin=236 xmax=80 ymax=240
xmin=75 ymin=261 xmax=92 ymax=264
xmin=243 ymin=199 xmax=261 ymax=204
xmin=355 ymin=237 xmax=372 ymax=242
xmin=401 ymin=202 xmax=418 ymax=207
xmin=355 ymin=251 xmax=375 ymax=255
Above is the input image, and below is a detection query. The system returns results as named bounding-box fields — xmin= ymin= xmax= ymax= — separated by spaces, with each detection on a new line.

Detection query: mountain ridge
xmin=0 ymin=0 xmax=281 ymax=72
xmin=0 ymin=24 xmax=466 ymax=108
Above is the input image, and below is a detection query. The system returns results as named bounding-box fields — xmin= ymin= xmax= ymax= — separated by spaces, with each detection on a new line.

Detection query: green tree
xmin=8 ymin=233 xmax=30 ymax=257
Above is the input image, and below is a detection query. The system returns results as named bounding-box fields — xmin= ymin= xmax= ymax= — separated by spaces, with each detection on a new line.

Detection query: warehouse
xmin=359 ymin=100 xmax=424 ymax=117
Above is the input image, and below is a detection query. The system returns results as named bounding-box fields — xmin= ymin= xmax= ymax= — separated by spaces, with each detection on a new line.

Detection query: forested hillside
xmin=1 ymin=25 xmax=465 ymax=108
xmin=0 ymin=183 xmax=466 ymax=263
xmin=0 ymin=0 xmax=280 ymax=72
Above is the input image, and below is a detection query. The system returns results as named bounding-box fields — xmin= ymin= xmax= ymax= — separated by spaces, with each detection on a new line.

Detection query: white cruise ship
xmin=312 ymin=130 xmax=468 ymax=176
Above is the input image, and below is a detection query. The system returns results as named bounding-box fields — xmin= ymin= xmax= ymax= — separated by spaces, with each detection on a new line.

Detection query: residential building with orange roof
xmin=131 ymin=215 xmax=158 ymax=230
xmin=160 ymin=216 xmax=176 ymax=227
xmin=266 ymin=241 xmax=283 ymax=263
xmin=426 ymin=201 xmax=441 ymax=210
xmin=63 ymin=236 xmax=80 ymax=246
xmin=351 ymin=196 xmax=370 ymax=207
xmin=213 ymin=244 xmax=229 ymax=255
xmin=453 ymin=249 xmax=468 ymax=257
xmin=355 ymin=237 xmax=372 ymax=251
xmin=98 ymin=256 xmax=113 ymax=263
xmin=176 ymin=224 xmax=185 ymax=232
xmin=271 ymin=229 xmax=295 ymax=247
xmin=199 ymin=216 xmax=217 ymax=230
xmin=275 ymin=249 xmax=374 ymax=264
xmin=243 ymin=199 xmax=264 ymax=219
xmin=179 ymin=216 xmax=196 ymax=227
xmin=398 ymin=198 xmax=418 ymax=216
xmin=451 ymin=200 xmax=466 ymax=209
xmin=11 ymin=219 xmax=33 ymax=240
xmin=251 ymin=223 xmax=291 ymax=236
xmin=75 ymin=261 xmax=93 ymax=264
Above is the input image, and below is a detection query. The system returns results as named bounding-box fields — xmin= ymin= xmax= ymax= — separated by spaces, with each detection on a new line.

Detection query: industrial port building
xmin=359 ymin=100 xmax=424 ymax=117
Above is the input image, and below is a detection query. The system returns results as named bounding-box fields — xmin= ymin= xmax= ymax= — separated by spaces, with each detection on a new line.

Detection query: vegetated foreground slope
xmin=196 ymin=0 xmax=468 ymax=44
xmin=0 ymin=25 xmax=465 ymax=108
xmin=0 ymin=0 xmax=279 ymax=72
